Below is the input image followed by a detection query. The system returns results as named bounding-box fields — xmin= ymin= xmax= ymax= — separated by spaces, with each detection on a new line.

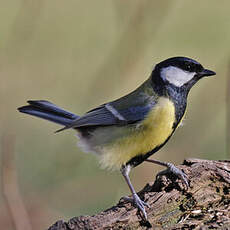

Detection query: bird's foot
xmin=123 ymin=193 xmax=149 ymax=219
xmin=157 ymin=163 xmax=189 ymax=189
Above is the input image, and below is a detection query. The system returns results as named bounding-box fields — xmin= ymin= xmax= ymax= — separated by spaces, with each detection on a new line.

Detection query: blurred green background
xmin=0 ymin=0 xmax=229 ymax=229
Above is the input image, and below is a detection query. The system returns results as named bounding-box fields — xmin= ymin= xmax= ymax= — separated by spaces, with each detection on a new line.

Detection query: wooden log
xmin=47 ymin=158 xmax=230 ymax=230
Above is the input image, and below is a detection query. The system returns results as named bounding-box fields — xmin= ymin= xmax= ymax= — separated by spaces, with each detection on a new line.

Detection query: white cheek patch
xmin=161 ymin=66 xmax=196 ymax=87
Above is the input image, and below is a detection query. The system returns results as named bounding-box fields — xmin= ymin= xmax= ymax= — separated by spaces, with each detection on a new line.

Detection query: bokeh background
xmin=1 ymin=1 xmax=229 ymax=229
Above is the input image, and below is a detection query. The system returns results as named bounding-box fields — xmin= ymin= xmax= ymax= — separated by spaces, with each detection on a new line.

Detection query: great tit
xmin=18 ymin=56 xmax=215 ymax=219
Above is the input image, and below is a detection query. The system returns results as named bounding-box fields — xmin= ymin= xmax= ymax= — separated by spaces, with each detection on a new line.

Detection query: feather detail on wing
xmin=55 ymin=103 xmax=153 ymax=132
xmin=56 ymin=79 xmax=158 ymax=132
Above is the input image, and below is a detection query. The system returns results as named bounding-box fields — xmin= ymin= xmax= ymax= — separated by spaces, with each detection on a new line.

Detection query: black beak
xmin=199 ymin=69 xmax=216 ymax=77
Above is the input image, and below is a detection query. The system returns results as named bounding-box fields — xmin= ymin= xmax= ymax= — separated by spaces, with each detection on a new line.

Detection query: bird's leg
xmin=121 ymin=165 xmax=149 ymax=219
xmin=145 ymin=159 xmax=189 ymax=188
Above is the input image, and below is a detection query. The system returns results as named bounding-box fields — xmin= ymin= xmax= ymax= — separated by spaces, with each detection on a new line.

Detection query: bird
xmin=18 ymin=56 xmax=216 ymax=219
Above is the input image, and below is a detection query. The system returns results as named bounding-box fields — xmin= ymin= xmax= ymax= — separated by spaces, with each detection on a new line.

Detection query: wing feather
xmin=56 ymin=79 xmax=158 ymax=132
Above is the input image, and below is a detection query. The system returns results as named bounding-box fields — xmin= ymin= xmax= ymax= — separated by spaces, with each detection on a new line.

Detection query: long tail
xmin=18 ymin=100 xmax=79 ymax=126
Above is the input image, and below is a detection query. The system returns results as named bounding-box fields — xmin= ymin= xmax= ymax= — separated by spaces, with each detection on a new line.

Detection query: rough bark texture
xmin=47 ymin=158 xmax=230 ymax=230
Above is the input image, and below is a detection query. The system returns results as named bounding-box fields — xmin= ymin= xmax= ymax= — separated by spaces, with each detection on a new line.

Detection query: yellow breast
xmin=99 ymin=97 xmax=176 ymax=170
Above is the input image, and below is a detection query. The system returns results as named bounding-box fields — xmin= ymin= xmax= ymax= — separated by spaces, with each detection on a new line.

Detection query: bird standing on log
xmin=18 ymin=57 xmax=215 ymax=219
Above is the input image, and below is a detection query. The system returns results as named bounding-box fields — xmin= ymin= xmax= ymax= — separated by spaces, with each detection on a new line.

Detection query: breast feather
xmin=99 ymin=97 xmax=176 ymax=170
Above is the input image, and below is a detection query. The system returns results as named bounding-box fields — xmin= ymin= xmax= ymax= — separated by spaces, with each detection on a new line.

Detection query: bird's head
xmin=153 ymin=57 xmax=216 ymax=89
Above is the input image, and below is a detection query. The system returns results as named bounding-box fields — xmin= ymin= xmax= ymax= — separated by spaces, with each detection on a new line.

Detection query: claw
xmin=157 ymin=163 xmax=189 ymax=189
xmin=145 ymin=159 xmax=189 ymax=189
xmin=123 ymin=193 xmax=149 ymax=219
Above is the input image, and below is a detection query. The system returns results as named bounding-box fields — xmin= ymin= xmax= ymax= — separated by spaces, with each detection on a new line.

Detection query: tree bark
xmin=47 ymin=158 xmax=230 ymax=230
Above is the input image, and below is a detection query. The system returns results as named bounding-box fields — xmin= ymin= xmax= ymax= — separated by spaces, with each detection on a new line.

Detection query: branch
xmin=47 ymin=158 xmax=230 ymax=229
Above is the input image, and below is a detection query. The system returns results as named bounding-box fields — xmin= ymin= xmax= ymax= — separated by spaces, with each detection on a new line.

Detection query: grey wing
xmin=55 ymin=103 xmax=153 ymax=132
xmin=73 ymin=104 xmax=124 ymax=127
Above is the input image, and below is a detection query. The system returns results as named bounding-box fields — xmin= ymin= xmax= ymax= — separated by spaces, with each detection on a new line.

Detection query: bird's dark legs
xmin=121 ymin=166 xmax=149 ymax=219
xmin=145 ymin=159 xmax=189 ymax=188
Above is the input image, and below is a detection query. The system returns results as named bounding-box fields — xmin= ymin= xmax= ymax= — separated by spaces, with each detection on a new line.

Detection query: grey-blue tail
xmin=18 ymin=100 xmax=79 ymax=126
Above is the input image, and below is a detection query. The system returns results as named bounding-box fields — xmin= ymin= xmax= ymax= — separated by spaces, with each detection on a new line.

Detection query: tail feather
xmin=18 ymin=100 xmax=79 ymax=126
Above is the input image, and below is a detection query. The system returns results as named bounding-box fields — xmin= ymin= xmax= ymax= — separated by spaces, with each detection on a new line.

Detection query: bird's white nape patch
xmin=161 ymin=66 xmax=196 ymax=87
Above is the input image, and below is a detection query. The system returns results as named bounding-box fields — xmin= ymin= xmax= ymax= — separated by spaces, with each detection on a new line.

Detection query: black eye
xmin=184 ymin=62 xmax=196 ymax=72
xmin=186 ymin=64 xmax=192 ymax=71
xmin=185 ymin=62 xmax=203 ymax=73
